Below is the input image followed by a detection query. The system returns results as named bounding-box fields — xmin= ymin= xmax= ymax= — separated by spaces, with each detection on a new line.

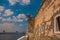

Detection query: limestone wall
xmin=34 ymin=0 xmax=60 ymax=40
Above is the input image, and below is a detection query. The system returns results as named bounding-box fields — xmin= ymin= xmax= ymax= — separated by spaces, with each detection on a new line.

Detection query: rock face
xmin=26 ymin=14 xmax=34 ymax=40
xmin=26 ymin=14 xmax=34 ymax=33
xmin=19 ymin=0 xmax=60 ymax=40
xmin=34 ymin=0 xmax=60 ymax=40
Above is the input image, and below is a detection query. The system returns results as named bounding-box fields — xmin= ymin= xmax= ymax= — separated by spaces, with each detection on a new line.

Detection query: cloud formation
xmin=17 ymin=14 xmax=26 ymax=19
xmin=0 ymin=22 xmax=25 ymax=32
xmin=3 ymin=9 xmax=14 ymax=16
xmin=0 ymin=6 xmax=4 ymax=12
xmin=8 ymin=0 xmax=30 ymax=5
xmin=0 ymin=14 xmax=27 ymax=32
xmin=8 ymin=0 xmax=18 ymax=5
xmin=12 ymin=16 xmax=24 ymax=22
xmin=2 ymin=14 xmax=27 ymax=22
xmin=21 ymin=0 xmax=30 ymax=5
xmin=0 ymin=6 xmax=27 ymax=32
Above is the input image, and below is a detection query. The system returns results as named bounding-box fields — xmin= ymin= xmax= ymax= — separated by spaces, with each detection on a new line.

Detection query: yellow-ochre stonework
xmin=18 ymin=0 xmax=60 ymax=40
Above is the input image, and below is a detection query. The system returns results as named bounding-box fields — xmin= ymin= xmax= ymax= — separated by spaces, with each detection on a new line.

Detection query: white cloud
xmin=2 ymin=13 xmax=27 ymax=22
xmin=17 ymin=19 xmax=23 ymax=22
xmin=12 ymin=16 xmax=24 ymax=22
xmin=2 ymin=17 xmax=23 ymax=22
xmin=0 ymin=6 xmax=4 ymax=12
xmin=8 ymin=0 xmax=18 ymax=5
xmin=2 ymin=17 xmax=12 ymax=22
xmin=17 ymin=14 xmax=27 ymax=21
xmin=21 ymin=0 xmax=30 ymax=5
xmin=3 ymin=9 xmax=14 ymax=16
xmin=8 ymin=0 xmax=30 ymax=6
xmin=6 ymin=17 xmax=12 ymax=21
xmin=2 ymin=14 xmax=26 ymax=22
xmin=17 ymin=14 xmax=26 ymax=19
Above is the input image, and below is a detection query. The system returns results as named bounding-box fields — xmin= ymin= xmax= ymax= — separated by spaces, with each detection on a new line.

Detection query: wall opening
xmin=56 ymin=16 xmax=60 ymax=31
xmin=54 ymin=14 xmax=60 ymax=33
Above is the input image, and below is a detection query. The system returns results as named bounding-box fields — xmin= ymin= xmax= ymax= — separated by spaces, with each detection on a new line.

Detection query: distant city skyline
xmin=0 ymin=0 xmax=42 ymax=32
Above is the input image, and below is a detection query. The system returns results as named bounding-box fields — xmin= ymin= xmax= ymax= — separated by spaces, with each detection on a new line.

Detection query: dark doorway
xmin=56 ymin=16 xmax=60 ymax=31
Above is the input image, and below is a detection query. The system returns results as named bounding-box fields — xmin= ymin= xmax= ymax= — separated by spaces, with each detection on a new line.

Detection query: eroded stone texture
xmin=19 ymin=0 xmax=60 ymax=40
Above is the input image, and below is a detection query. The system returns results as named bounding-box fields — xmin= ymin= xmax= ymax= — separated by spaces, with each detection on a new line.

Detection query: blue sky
xmin=0 ymin=0 xmax=42 ymax=32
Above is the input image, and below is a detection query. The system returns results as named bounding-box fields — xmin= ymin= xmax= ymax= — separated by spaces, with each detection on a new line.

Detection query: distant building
xmin=18 ymin=0 xmax=60 ymax=40
xmin=16 ymin=31 xmax=18 ymax=33
xmin=3 ymin=30 xmax=5 ymax=33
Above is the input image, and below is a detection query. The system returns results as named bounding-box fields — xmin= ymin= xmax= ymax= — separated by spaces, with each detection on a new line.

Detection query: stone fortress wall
xmin=34 ymin=0 xmax=60 ymax=40
xmin=18 ymin=0 xmax=60 ymax=40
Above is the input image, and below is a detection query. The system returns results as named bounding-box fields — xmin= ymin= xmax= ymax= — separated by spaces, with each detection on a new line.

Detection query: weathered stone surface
xmin=19 ymin=0 xmax=60 ymax=40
